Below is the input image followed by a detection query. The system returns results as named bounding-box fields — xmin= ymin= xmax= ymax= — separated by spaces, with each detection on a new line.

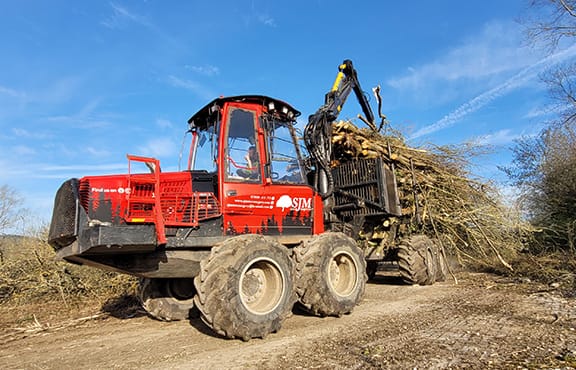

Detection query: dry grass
xmin=504 ymin=252 xmax=576 ymax=297
xmin=0 ymin=236 xmax=138 ymax=330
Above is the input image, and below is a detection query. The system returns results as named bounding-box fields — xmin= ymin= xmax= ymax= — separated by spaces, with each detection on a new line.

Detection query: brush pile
xmin=331 ymin=120 xmax=523 ymax=270
xmin=0 ymin=235 xmax=137 ymax=328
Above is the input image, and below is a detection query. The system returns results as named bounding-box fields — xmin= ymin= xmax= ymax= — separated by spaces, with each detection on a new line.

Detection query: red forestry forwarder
xmin=48 ymin=60 xmax=444 ymax=340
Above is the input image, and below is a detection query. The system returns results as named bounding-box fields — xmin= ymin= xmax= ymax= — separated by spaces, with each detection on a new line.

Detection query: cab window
xmin=266 ymin=119 xmax=306 ymax=185
xmin=225 ymin=108 xmax=261 ymax=183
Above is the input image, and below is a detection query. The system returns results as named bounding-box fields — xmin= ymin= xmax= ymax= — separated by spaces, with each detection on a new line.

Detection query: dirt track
xmin=1 ymin=271 xmax=575 ymax=369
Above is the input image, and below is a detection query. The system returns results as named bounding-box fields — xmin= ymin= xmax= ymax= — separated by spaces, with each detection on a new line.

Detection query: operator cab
xmin=187 ymin=95 xmax=307 ymax=186
xmin=186 ymin=95 xmax=323 ymax=239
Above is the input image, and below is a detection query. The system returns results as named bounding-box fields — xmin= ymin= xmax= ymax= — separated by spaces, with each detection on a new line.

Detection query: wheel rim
xmin=239 ymin=257 xmax=285 ymax=315
xmin=328 ymin=251 xmax=358 ymax=297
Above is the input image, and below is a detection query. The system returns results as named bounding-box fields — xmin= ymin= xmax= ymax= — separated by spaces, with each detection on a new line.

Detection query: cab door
xmin=221 ymin=103 xmax=270 ymax=234
xmin=220 ymin=103 xmax=319 ymax=240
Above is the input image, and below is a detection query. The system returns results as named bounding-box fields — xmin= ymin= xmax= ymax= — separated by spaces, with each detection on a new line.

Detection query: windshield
xmin=264 ymin=116 xmax=307 ymax=184
xmin=190 ymin=124 xmax=218 ymax=172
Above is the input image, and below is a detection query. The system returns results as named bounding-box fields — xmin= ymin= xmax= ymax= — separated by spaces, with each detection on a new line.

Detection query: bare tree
xmin=524 ymin=0 xmax=576 ymax=121
xmin=0 ymin=185 xmax=25 ymax=235
xmin=540 ymin=63 xmax=576 ymax=122
xmin=524 ymin=0 xmax=576 ymax=50
xmin=503 ymin=1 xmax=576 ymax=251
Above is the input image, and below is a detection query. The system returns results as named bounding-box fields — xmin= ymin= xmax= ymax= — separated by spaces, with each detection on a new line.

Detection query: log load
xmin=331 ymin=120 xmax=520 ymax=270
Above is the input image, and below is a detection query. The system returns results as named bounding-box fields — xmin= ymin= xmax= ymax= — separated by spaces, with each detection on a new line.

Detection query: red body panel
xmin=77 ymin=98 xmax=324 ymax=245
xmin=79 ymin=170 xmax=220 ymax=227
xmin=222 ymin=182 xmax=322 ymax=236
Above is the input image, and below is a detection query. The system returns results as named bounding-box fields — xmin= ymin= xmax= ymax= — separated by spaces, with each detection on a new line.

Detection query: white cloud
xmin=156 ymin=118 xmax=173 ymax=129
xmin=42 ymin=163 xmax=127 ymax=172
xmin=523 ymin=106 xmax=552 ymax=119
xmin=0 ymin=77 xmax=80 ymax=110
xmin=257 ymin=14 xmax=276 ymax=27
xmin=11 ymin=128 xmax=27 ymax=136
xmin=167 ymin=75 xmax=200 ymax=90
xmin=138 ymin=137 xmax=177 ymax=158
xmin=85 ymin=146 xmax=111 ymax=158
xmin=523 ymin=102 xmax=572 ymax=119
xmin=388 ymin=21 xmax=535 ymax=92
xmin=186 ymin=64 xmax=220 ymax=77
xmin=167 ymin=75 xmax=214 ymax=100
xmin=44 ymin=99 xmax=114 ymax=129
xmin=11 ymin=128 xmax=53 ymax=140
xmin=101 ymin=2 xmax=151 ymax=29
xmin=410 ymin=43 xmax=576 ymax=139
xmin=245 ymin=1 xmax=277 ymax=28
xmin=45 ymin=115 xmax=113 ymax=129
xmin=36 ymin=77 xmax=82 ymax=105
xmin=0 ymin=159 xmax=127 ymax=184
xmin=0 ymin=85 xmax=26 ymax=99
xmin=0 ymin=163 xmax=28 ymax=180
xmin=469 ymin=129 xmax=521 ymax=146
xmin=100 ymin=2 xmax=181 ymax=49
xmin=13 ymin=145 xmax=36 ymax=156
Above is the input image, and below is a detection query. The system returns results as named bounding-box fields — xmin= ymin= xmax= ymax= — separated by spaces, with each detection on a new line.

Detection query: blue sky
xmin=1 ymin=1 xmax=575 ymax=227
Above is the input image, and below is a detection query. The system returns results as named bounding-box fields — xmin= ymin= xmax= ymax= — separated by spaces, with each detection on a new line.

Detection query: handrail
xmin=127 ymin=154 xmax=167 ymax=245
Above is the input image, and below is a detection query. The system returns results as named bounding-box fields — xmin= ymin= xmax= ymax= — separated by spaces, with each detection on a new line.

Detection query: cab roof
xmin=187 ymin=95 xmax=301 ymax=130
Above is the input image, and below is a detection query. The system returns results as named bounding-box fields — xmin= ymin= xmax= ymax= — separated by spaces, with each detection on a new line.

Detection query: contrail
xmin=410 ymin=43 xmax=576 ymax=140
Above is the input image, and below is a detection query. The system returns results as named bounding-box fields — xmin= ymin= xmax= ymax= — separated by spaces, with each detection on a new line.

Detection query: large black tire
xmin=294 ymin=232 xmax=367 ymax=317
xmin=397 ymin=235 xmax=437 ymax=285
xmin=194 ymin=235 xmax=296 ymax=341
xmin=139 ymin=278 xmax=197 ymax=321
xmin=366 ymin=261 xmax=379 ymax=281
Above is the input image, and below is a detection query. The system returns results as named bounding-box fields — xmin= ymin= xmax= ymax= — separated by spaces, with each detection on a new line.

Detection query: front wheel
xmin=138 ymin=278 xmax=196 ymax=321
xmin=294 ymin=232 xmax=367 ymax=317
xmin=194 ymin=235 xmax=296 ymax=341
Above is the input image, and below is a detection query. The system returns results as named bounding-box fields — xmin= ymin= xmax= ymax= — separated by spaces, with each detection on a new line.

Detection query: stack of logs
xmin=331 ymin=120 xmax=520 ymax=269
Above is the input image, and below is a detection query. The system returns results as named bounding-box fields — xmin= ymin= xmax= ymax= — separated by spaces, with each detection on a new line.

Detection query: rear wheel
xmin=435 ymin=244 xmax=449 ymax=282
xmin=194 ymin=235 xmax=296 ymax=341
xmin=397 ymin=235 xmax=437 ymax=285
xmin=138 ymin=278 xmax=196 ymax=321
xmin=294 ymin=232 xmax=367 ymax=317
xmin=366 ymin=261 xmax=379 ymax=280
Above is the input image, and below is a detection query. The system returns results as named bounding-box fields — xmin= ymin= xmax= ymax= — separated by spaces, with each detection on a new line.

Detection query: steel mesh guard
xmin=331 ymin=158 xmax=400 ymax=217
xmin=48 ymin=178 xmax=79 ymax=250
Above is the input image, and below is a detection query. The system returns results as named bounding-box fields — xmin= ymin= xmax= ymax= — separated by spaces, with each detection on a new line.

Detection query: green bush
xmin=503 ymin=121 xmax=576 ymax=253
